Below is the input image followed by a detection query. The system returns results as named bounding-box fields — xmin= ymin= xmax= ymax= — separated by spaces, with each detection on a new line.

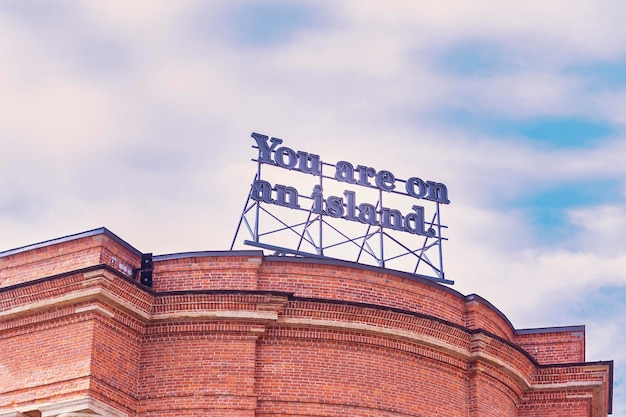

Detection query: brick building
xmin=0 ymin=228 xmax=613 ymax=416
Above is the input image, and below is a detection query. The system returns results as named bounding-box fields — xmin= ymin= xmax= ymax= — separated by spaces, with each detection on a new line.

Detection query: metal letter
xmin=357 ymin=203 xmax=379 ymax=226
xmin=406 ymin=177 xmax=428 ymax=199
xmin=425 ymin=181 xmax=450 ymax=204
xmin=381 ymin=208 xmax=404 ymax=231
xmin=252 ymin=132 xmax=283 ymax=164
xmin=404 ymin=205 xmax=435 ymax=236
xmin=311 ymin=185 xmax=324 ymax=214
xmin=275 ymin=147 xmax=298 ymax=169
xmin=344 ymin=190 xmax=357 ymax=221
xmin=335 ymin=161 xmax=356 ymax=184
xmin=326 ymin=196 xmax=344 ymax=218
xmin=298 ymin=151 xmax=322 ymax=176
xmin=355 ymin=165 xmax=376 ymax=187
xmin=274 ymin=184 xmax=301 ymax=208
xmin=251 ymin=180 xmax=274 ymax=203
xmin=375 ymin=170 xmax=396 ymax=191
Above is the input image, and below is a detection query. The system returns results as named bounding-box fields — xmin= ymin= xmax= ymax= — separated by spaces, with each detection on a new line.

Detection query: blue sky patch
xmin=565 ymin=59 xmax=626 ymax=89
xmin=223 ymin=2 xmax=319 ymax=47
xmin=508 ymin=180 xmax=622 ymax=244
xmin=567 ymin=285 xmax=626 ymax=319
xmin=517 ymin=117 xmax=614 ymax=147
xmin=437 ymin=42 xmax=511 ymax=77
xmin=442 ymin=110 xmax=615 ymax=148
xmin=522 ymin=181 xmax=620 ymax=209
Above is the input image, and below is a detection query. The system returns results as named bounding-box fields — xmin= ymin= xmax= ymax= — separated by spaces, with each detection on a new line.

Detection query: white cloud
xmin=569 ymin=205 xmax=626 ymax=254
xmin=1 ymin=1 xmax=626 ymax=412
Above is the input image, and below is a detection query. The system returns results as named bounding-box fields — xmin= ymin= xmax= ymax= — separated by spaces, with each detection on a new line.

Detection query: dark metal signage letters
xmin=232 ymin=132 xmax=452 ymax=284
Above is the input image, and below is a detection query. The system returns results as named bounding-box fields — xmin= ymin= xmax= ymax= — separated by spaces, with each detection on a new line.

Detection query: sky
xmin=1 ymin=0 xmax=625 ymax=413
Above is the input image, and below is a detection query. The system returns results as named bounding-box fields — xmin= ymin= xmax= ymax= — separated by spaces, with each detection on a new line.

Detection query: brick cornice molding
xmin=1 ymin=272 xmax=291 ymax=327
xmin=57 ymin=414 xmax=100 ymax=417
xmin=38 ymin=397 xmax=127 ymax=417
xmin=277 ymin=315 xmax=536 ymax=392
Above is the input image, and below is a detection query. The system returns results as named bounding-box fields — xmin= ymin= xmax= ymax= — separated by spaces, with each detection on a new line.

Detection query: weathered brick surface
xmin=520 ymin=390 xmax=596 ymax=417
xmin=0 ymin=231 xmax=140 ymax=289
xmin=464 ymin=296 xmax=516 ymax=340
xmin=256 ymin=332 xmax=468 ymax=416
xmin=90 ymin=314 xmax=142 ymax=412
xmin=138 ymin=324 xmax=259 ymax=416
xmin=515 ymin=327 xmax=586 ymax=364
xmin=0 ymin=317 xmax=93 ymax=409
xmin=151 ymin=256 xmax=262 ymax=292
xmin=0 ymin=229 xmax=614 ymax=416
xmin=468 ymin=363 xmax=520 ymax=417
xmin=258 ymin=260 xmax=469 ymax=328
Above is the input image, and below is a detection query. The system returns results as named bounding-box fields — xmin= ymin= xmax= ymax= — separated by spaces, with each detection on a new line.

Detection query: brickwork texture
xmin=0 ymin=228 xmax=613 ymax=416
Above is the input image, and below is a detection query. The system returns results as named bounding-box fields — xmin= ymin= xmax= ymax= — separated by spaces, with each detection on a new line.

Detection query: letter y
xmin=252 ymin=132 xmax=283 ymax=164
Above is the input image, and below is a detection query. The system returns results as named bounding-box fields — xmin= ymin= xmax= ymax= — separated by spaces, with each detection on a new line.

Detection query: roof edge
xmin=154 ymin=250 xmax=265 ymax=261
xmin=263 ymin=255 xmax=455 ymax=286
xmin=515 ymin=325 xmax=586 ymax=335
xmin=0 ymin=227 xmax=142 ymax=259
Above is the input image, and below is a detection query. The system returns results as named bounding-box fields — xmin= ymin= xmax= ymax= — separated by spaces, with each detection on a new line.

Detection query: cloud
xmin=1 ymin=1 xmax=626 ymax=412
xmin=569 ymin=205 xmax=626 ymax=254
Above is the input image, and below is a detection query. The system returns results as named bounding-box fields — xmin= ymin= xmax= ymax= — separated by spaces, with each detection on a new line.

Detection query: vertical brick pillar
xmin=138 ymin=323 xmax=265 ymax=417
xmin=467 ymin=360 xmax=480 ymax=417
xmin=467 ymin=333 xmax=519 ymax=417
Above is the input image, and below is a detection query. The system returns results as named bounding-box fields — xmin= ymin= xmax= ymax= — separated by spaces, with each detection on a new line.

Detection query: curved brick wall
xmin=0 ymin=229 xmax=613 ymax=417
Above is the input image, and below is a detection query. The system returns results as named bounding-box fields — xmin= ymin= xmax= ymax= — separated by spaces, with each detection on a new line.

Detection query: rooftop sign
xmin=232 ymin=132 xmax=452 ymax=284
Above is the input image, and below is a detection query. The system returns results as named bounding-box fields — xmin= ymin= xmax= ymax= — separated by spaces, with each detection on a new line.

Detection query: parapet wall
xmin=0 ymin=228 xmax=613 ymax=417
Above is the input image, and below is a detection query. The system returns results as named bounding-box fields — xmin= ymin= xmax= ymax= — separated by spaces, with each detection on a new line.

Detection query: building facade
xmin=0 ymin=228 xmax=613 ymax=416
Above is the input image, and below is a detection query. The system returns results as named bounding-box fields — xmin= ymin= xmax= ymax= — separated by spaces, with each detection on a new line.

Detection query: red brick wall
xmin=464 ymin=296 xmax=515 ymax=340
xmin=0 ymin=230 xmax=613 ymax=417
xmin=0 ymin=233 xmax=140 ymax=289
xmin=520 ymin=391 xmax=593 ymax=417
xmin=468 ymin=363 xmax=519 ymax=417
xmin=90 ymin=310 xmax=141 ymax=414
xmin=258 ymin=260 xmax=469 ymax=327
xmin=0 ymin=313 xmax=93 ymax=410
xmin=138 ymin=323 xmax=259 ymax=417
xmin=151 ymin=256 xmax=262 ymax=292
xmin=0 ymin=237 xmax=102 ymax=288
xmin=256 ymin=331 xmax=468 ymax=416
xmin=516 ymin=328 xmax=586 ymax=364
